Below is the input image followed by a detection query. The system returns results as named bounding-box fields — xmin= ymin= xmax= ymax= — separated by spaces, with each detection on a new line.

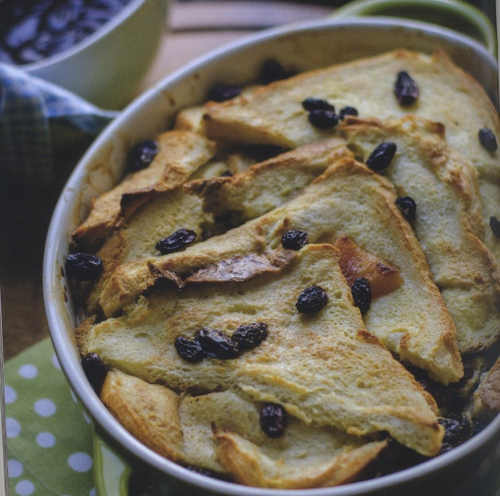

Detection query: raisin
xmin=439 ymin=417 xmax=471 ymax=454
xmin=175 ymin=336 xmax=205 ymax=363
xmin=220 ymin=170 xmax=233 ymax=177
xmin=366 ymin=142 xmax=397 ymax=172
xmin=394 ymin=71 xmax=419 ymax=106
xmin=207 ymin=83 xmax=241 ymax=102
xmin=490 ymin=217 xmax=500 ymax=238
xmin=301 ymin=97 xmax=334 ymax=112
xmin=478 ymin=128 xmax=498 ymax=152
xmin=296 ymin=286 xmax=328 ymax=314
xmin=196 ymin=328 xmax=240 ymax=359
xmin=232 ymin=322 xmax=268 ymax=350
xmin=308 ymin=109 xmax=338 ymax=129
xmin=339 ymin=106 xmax=359 ymax=120
xmin=127 ymin=140 xmax=158 ymax=171
xmin=260 ymin=403 xmax=287 ymax=438
xmin=395 ymin=196 xmax=417 ymax=222
xmin=281 ymin=229 xmax=308 ymax=250
xmin=156 ymin=229 xmax=196 ymax=254
xmin=81 ymin=353 xmax=108 ymax=394
xmin=351 ymin=277 xmax=371 ymax=314
xmin=65 ymin=252 xmax=103 ymax=281
xmin=259 ymin=58 xmax=291 ymax=84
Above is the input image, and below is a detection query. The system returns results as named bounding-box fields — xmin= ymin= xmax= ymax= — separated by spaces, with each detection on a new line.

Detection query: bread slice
xmin=101 ymin=369 xmax=387 ymax=489
xmin=87 ymin=140 xmax=350 ymax=312
xmin=204 ymin=49 xmax=500 ymax=262
xmin=99 ymin=157 xmax=463 ymax=384
xmin=339 ymin=116 xmax=500 ymax=352
xmin=73 ymin=131 xmax=216 ymax=249
xmin=84 ymin=244 xmax=443 ymax=455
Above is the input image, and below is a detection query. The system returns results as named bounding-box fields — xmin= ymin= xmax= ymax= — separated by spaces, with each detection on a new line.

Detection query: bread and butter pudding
xmin=67 ymin=50 xmax=500 ymax=489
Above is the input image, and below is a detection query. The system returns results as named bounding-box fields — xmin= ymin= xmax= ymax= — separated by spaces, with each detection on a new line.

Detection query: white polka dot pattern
xmin=6 ymin=417 xmax=21 ymax=438
xmin=68 ymin=452 xmax=93 ymax=473
xmin=15 ymin=480 xmax=34 ymax=495
xmin=7 ymin=460 xmax=23 ymax=478
xmin=4 ymin=385 xmax=17 ymax=404
xmin=36 ymin=432 xmax=56 ymax=448
xmin=34 ymin=398 xmax=56 ymax=417
xmin=18 ymin=365 xmax=38 ymax=379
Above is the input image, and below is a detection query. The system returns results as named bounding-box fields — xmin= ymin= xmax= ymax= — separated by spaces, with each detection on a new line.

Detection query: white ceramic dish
xmin=43 ymin=18 xmax=500 ymax=496
xmin=22 ymin=0 xmax=168 ymax=109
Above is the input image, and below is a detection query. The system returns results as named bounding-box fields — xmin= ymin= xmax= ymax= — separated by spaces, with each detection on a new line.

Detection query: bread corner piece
xmin=101 ymin=369 xmax=387 ymax=489
xmin=72 ymin=130 xmax=216 ymax=250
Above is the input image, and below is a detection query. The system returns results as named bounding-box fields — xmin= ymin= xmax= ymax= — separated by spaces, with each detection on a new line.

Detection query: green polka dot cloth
xmin=4 ymin=338 xmax=95 ymax=496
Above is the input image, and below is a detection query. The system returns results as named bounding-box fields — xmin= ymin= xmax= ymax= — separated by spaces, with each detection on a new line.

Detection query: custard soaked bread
xmin=98 ymin=157 xmax=463 ymax=384
xmin=73 ymin=131 xmax=216 ymax=249
xmin=101 ymin=370 xmax=388 ymax=489
xmin=204 ymin=50 xmax=500 ymax=261
xmin=339 ymin=116 xmax=500 ymax=352
xmin=82 ymin=244 xmax=443 ymax=455
xmin=87 ymin=140 xmax=350 ymax=312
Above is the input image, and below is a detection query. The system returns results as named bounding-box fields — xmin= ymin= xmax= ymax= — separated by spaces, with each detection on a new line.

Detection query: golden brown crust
xmin=73 ymin=131 xmax=216 ymax=249
xmin=215 ymin=431 xmax=387 ymax=489
xmin=101 ymin=370 xmax=185 ymax=461
xmin=97 ymin=156 xmax=462 ymax=385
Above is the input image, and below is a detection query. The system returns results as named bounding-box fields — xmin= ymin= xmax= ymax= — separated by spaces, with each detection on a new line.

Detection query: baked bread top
xmin=69 ymin=49 xmax=500 ymax=489
xmin=80 ymin=244 xmax=443 ymax=455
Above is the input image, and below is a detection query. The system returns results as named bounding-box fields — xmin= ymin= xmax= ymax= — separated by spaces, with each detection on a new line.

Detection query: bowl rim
xmin=17 ymin=0 xmax=147 ymax=72
xmin=43 ymin=16 xmax=500 ymax=496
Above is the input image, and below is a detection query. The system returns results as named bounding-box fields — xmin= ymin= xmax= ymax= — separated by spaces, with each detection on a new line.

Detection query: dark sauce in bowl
xmin=0 ymin=0 xmax=131 ymax=65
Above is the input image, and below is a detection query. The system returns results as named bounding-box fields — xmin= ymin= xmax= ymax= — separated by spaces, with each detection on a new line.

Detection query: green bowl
xmin=332 ymin=0 xmax=496 ymax=55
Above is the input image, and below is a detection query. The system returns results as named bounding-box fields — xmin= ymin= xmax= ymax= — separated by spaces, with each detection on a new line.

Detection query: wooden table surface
xmin=1 ymin=1 xmax=332 ymax=360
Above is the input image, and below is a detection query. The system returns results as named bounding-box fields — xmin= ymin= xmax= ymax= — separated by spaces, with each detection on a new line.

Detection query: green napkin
xmin=5 ymin=339 xmax=94 ymax=496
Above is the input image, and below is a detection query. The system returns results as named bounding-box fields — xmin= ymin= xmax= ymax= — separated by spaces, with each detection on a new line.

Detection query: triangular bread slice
xmin=73 ymin=131 xmax=216 ymax=249
xmin=339 ymin=116 xmax=500 ymax=352
xmin=87 ymin=140 xmax=349 ymax=312
xmin=100 ymin=369 xmax=387 ymax=489
xmin=99 ymin=157 xmax=463 ymax=384
xmin=204 ymin=49 xmax=500 ymax=261
xmin=83 ymin=244 xmax=443 ymax=455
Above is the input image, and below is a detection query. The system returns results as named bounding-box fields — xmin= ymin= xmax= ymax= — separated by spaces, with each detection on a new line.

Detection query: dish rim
xmin=43 ymin=17 xmax=500 ymax=496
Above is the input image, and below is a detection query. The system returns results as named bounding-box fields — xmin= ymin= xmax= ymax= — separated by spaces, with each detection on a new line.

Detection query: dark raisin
xmin=220 ymin=170 xmax=233 ymax=177
xmin=127 ymin=140 xmax=158 ymax=171
xmin=232 ymin=322 xmax=268 ymax=350
xmin=439 ymin=417 xmax=471 ymax=454
xmin=302 ymin=97 xmax=335 ymax=112
xmin=339 ymin=106 xmax=359 ymax=120
xmin=394 ymin=71 xmax=419 ymax=106
xmin=490 ymin=217 xmax=500 ymax=238
xmin=81 ymin=353 xmax=108 ymax=394
xmin=259 ymin=59 xmax=291 ymax=84
xmin=296 ymin=286 xmax=328 ymax=314
xmin=196 ymin=328 xmax=240 ymax=359
xmin=65 ymin=252 xmax=103 ymax=281
xmin=478 ymin=128 xmax=498 ymax=152
xmin=207 ymin=83 xmax=242 ymax=102
xmin=175 ymin=336 xmax=205 ymax=363
xmin=395 ymin=196 xmax=417 ymax=222
xmin=281 ymin=229 xmax=308 ymax=250
xmin=308 ymin=109 xmax=338 ymax=129
xmin=260 ymin=403 xmax=287 ymax=438
xmin=351 ymin=277 xmax=371 ymax=314
xmin=366 ymin=142 xmax=397 ymax=172
xmin=156 ymin=229 xmax=196 ymax=255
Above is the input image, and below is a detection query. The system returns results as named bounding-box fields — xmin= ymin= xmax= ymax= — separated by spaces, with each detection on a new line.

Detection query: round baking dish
xmin=43 ymin=18 xmax=500 ymax=496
